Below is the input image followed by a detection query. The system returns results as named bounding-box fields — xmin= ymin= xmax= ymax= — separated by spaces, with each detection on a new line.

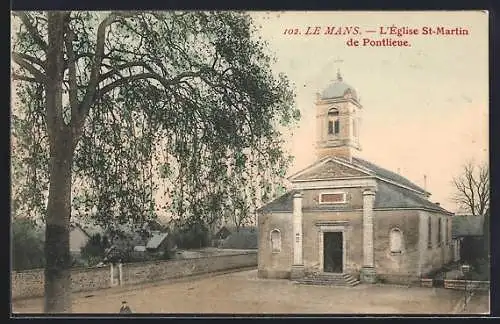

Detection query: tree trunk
xmin=44 ymin=11 xmax=73 ymax=313
xmin=44 ymin=136 xmax=73 ymax=313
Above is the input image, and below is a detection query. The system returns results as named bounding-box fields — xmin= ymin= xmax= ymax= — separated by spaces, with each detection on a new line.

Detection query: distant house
xmin=215 ymin=226 xmax=232 ymax=240
xmin=146 ymin=231 xmax=170 ymax=252
xmin=452 ymin=214 xmax=485 ymax=263
xmin=69 ymin=224 xmax=91 ymax=256
xmin=104 ymin=222 xmax=171 ymax=262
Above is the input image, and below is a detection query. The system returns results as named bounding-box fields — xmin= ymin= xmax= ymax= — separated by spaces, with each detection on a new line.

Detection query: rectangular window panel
xmin=427 ymin=218 xmax=432 ymax=249
xmin=328 ymin=121 xmax=334 ymax=134
xmin=437 ymin=219 xmax=442 ymax=246
xmin=320 ymin=193 xmax=345 ymax=204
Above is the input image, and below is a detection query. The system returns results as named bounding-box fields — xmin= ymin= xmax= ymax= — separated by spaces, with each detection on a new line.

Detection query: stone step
xmin=296 ymin=280 xmax=360 ymax=287
xmin=295 ymin=273 xmax=360 ymax=287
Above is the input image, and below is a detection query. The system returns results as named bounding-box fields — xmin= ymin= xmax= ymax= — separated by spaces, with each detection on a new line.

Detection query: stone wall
xmin=12 ymin=251 xmax=257 ymax=300
xmin=419 ymin=278 xmax=490 ymax=291
xmin=444 ymin=279 xmax=490 ymax=291
xmin=374 ymin=210 xmax=420 ymax=278
xmin=257 ymin=212 xmax=293 ymax=279
xmin=418 ymin=211 xmax=454 ymax=276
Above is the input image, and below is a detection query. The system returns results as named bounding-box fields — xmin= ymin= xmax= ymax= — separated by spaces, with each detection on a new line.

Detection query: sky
xmin=10 ymin=11 xmax=489 ymax=218
xmin=249 ymin=11 xmax=489 ymax=212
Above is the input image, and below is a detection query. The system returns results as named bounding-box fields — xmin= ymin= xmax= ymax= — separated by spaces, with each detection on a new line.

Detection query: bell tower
xmin=315 ymin=70 xmax=362 ymax=162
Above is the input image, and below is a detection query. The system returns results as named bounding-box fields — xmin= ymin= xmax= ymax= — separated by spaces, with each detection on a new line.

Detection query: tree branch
xmin=63 ymin=18 xmax=79 ymax=123
xmin=14 ymin=12 xmax=48 ymax=51
xmin=78 ymin=12 xmax=139 ymax=122
xmin=97 ymin=70 xmax=202 ymax=98
xmin=12 ymin=73 xmax=39 ymax=82
xmin=11 ymin=52 xmax=47 ymax=83
xmin=14 ymin=52 xmax=45 ymax=69
xmin=98 ymin=61 xmax=155 ymax=83
xmin=63 ymin=52 xmax=98 ymax=71
xmin=452 ymin=161 xmax=490 ymax=216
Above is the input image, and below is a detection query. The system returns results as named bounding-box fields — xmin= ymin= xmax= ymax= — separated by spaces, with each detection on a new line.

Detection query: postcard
xmin=11 ymin=10 xmax=489 ymax=315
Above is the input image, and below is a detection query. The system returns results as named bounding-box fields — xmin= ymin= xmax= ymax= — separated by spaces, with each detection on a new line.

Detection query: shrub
xmin=80 ymin=233 xmax=110 ymax=265
xmin=12 ymin=218 xmax=45 ymax=270
xmin=173 ymin=222 xmax=209 ymax=249
xmin=470 ymin=258 xmax=490 ymax=281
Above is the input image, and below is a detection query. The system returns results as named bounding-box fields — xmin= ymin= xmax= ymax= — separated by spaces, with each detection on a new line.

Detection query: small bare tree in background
xmin=452 ymin=161 xmax=489 ymax=217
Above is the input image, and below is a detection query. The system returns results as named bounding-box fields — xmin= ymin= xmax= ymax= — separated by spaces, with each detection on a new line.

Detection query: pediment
xmin=289 ymin=158 xmax=371 ymax=181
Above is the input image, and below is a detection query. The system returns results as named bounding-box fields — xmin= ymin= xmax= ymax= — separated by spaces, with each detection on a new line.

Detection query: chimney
xmin=423 ymin=174 xmax=427 ymax=191
xmin=397 ymin=168 xmax=401 ymax=175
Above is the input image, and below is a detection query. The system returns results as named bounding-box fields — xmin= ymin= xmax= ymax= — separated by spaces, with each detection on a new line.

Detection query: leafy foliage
xmin=12 ymin=218 xmax=45 ymax=270
xmin=12 ymin=11 xmax=299 ymax=232
xmin=11 ymin=83 xmax=49 ymax=222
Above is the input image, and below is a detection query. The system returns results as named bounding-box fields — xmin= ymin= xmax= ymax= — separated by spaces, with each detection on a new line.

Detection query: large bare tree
xmin=11 ymin=11 xmax=299 ymax=313
xmin=451 ymin=161 xmax=489 ymax=217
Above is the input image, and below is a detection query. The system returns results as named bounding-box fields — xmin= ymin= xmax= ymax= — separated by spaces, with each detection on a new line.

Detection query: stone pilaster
xmin=110 ymin=263 xmax=115 ymax=286
xmin=118 ymin=263 xmax=123 ymax=286
xmin=361 ymin=188 xmax=377 ymax=283
xmin=291 ymin=192 xmax=305 ymax=279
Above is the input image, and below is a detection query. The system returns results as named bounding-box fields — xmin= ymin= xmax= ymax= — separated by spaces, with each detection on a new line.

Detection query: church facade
xmin=257 ymin=72 xmax=454 ymax=284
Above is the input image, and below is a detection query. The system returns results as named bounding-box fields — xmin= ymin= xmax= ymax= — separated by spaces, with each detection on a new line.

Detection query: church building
xmin=257 ymin=72 xmax=454 ymax=284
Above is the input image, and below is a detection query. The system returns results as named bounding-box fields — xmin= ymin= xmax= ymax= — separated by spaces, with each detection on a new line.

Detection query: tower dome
xmin=320 ymin=70 xmax=358 ymax=101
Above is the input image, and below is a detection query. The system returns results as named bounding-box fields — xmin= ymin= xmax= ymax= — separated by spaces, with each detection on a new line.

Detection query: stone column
xmin=291 ymin=192 xmax=305 ymax=279
xmin=361 ymin=188 xmax=377 ymax=283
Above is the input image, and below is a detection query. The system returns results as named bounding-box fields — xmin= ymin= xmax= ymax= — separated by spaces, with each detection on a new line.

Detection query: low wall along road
xmin=12 ymin=250 xmax=257 ymax=300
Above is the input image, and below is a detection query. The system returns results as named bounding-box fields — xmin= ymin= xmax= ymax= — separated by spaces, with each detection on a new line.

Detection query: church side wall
xmin=417 ymin=211 xmax=455 ymax=276
xmin=257 ymin=212 xmax=293 ymax=279
xmin=373 ymin=210 xmax=420 ymax=284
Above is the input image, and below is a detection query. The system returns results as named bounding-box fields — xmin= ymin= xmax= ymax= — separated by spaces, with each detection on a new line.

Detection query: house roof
xmin=257 ymin=190 xmax=299 ymax=213
xmin=351 ymin=157 xmax=428 ymax=194
xmin=146 ymin=232 xmax=169 ymax=249
xmin=452 ymin=215 xmax=484 ymax=238
xmin=71 ymin=222 xmax=105 ymax=238
xmin=374 ymin=181 xmax=450 ymax=213
xmin=257 ymin=181 xmax=450 ymax=214
xmin=215 ymin=226 xmax=232 ymax=239
xmin=288 ymin=156 xmax=428 ymax=195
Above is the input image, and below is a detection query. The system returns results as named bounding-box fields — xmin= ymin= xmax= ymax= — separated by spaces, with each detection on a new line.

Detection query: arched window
xmin=270 ymin=229 xmax=281 ymax=253
xmin=390 ymin=228 xmax=403 ymax=254
xmin=328 ymin=108 xmax=339 ymax=116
